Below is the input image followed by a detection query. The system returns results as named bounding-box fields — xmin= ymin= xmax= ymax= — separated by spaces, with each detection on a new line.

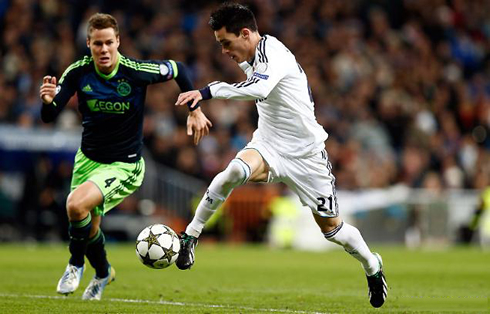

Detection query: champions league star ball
xmin=135 ymin=224 xmax=180 ymax=269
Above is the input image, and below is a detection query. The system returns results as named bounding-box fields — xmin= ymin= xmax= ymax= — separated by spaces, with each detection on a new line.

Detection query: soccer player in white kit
xmin=175 ymin=2 xmax=387 ymax=308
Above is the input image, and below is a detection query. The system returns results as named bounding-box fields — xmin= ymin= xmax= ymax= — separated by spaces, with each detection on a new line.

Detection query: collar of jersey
xmin=94 ymin=52 xmax=121 ymax=80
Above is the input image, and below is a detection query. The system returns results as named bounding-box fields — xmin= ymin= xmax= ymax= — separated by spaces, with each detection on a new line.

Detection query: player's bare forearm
xmin=175 ymin=90 xmax=202 ymax=109
xmin=187 ymin=107 xmax=212 ymax=145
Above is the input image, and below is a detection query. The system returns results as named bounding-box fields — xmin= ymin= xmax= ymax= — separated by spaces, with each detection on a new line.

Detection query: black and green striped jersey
xmin=41 ymin=53 xmax=192 ymax=163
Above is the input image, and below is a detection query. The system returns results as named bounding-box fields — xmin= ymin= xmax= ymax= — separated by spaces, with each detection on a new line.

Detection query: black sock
xmin=86 ymin=229 xmax=109 ymax=278
xmin=68 ymin=213 xmax=92 ymax=267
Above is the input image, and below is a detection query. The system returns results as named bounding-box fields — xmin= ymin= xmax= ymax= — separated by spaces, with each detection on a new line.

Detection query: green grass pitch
xmin=0 ymin=243 xmax=488 ymax=313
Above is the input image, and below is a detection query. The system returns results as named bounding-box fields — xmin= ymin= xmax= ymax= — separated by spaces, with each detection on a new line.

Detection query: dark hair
xmin=209 ymin=2 xmax=257 ymax=36
xmin=87 ymin=13 xmax=119 ymax=38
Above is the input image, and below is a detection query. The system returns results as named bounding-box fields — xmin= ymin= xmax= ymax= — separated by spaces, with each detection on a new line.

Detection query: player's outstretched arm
xmin=187 ymin=107 xmax=212 ymax=145
xmin=172 ymin=62 xmax=202 ymax=112
xmin=171 ymin=62 xmax=212 ymax=144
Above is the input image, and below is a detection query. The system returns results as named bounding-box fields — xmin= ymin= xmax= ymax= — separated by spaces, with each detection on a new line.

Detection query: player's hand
xmin=175 ymin=90 xmax=202 ymax=109
xmin=187 ymin=107 xmax=212 ymax=145
xmin=40 ymin=76 xmax=57 ymax=104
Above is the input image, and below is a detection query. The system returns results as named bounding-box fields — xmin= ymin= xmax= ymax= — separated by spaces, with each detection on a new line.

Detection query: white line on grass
xmin=0 ymin=293 xmax=333 ymax=314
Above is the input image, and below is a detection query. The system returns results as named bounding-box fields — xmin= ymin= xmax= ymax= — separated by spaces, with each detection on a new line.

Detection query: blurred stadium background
xmin=1 ymin=0 xmax=490 ymax=250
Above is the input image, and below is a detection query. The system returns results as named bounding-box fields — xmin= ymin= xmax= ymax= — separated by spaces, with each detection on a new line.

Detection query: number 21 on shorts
xmin=317 ymin=195 xmax=338 ymax=216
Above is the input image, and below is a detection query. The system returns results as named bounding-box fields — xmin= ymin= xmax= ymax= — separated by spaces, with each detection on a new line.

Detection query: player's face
xmin=87 ymin=28 xmax=120 ymax=74
xmin=215 ymin=27 xmax=254 ymax=63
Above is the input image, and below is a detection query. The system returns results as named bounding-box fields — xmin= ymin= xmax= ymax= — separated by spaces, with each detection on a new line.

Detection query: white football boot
xmin=57 ymin=264 xmax=84 ymax=295
xmin=82 ymin=266 xmax=116 ymax=300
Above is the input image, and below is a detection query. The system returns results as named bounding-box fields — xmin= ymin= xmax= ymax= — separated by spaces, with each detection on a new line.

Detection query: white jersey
xmin=208 ymin=35 xmax=328 ymax=157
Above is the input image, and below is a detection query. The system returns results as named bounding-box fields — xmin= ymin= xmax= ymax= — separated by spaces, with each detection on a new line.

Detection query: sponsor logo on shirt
xmin=87 ymin=99 xmax=130 ymax=114
xmin=253 ymin=72 xmax=269 ymax=80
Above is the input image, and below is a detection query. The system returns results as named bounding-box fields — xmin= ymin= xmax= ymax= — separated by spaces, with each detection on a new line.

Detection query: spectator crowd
xmin=2 ymin=0 xmax=490 ymax=195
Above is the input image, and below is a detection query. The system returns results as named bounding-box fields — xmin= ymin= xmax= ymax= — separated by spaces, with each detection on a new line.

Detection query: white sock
xmin=186 ymin=190 xmax=223 ymax=237
xmin=324 ymin=222 xmax=379 ymax=276
xmin=185 ymin=159 xmax=251 ymax=238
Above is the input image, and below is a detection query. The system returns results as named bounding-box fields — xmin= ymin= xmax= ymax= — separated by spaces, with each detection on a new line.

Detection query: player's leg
xmin=85 ymin=214 xmax=110 ymax=279
xmin=315 ymin=215 xmax=380 ymax=275
xmin=66 ymin=182 xmax=103 ymax=263
xmin=177 ymin=148 xmax=269 ymax=270
xmin=284 ymin=149 xmax=381 ymax=275
xmin=317 ymin=215 xmax=387 ymax=307
xmin=82 ymin=214 xmax=114 ymax=301
xmin=285 ymin=149 xmax=387 ymax=307
xmin=57 ymin=181 xmax=102 ymax=295
xmin=81 ymin=158 xmax=145 ymax=300
xmin=82 ymin=213 xmax=116 ymax=300
xmin=184 ymin=148 xmax=268 ymax=238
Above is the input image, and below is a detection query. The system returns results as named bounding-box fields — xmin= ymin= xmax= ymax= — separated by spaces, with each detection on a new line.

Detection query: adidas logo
xmin=82 ymin=84 xmax=93 ymax=92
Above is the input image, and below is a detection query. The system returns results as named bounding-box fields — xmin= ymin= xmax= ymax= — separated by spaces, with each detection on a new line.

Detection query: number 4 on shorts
xmin=105 ymin=177 xmax=116 ymax=188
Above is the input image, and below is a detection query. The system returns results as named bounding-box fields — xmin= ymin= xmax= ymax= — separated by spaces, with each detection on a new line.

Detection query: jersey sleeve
xmin=120 ymin=56 xmax=200 ymax=110
xmin=41 ymin=63 xmax=79 ymax=123
xmin=119 ymin=56 xmax=178 ymax=85
xmin=207 ymin=45 xmax=286 ymax=100
xmin=173 ymin=61 xmax=201 ymax=111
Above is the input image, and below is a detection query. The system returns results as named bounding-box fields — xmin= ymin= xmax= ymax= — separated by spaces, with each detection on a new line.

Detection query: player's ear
xmin=240 ymin=28 xmax=250 ymax=39
xmin=86 ymin=37 xmax=90 ymax=48
xmin=116 ymin=35 xmax=120 ymax=48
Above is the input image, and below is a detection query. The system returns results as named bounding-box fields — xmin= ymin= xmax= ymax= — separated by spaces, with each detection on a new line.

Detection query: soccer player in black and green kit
xmin=39 ymin=13 xmax=212 ymax=300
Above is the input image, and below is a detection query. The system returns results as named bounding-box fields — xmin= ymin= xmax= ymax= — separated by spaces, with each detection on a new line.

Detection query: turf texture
xmin=0 ymin=243 xmax=488 ymax=313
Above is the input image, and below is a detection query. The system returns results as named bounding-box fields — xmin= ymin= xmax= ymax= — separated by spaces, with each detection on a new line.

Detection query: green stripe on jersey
xmin=121 ymin=55 xmax=160 ymax=69
xmin=59 ymin=56 xmax=93 ymax=84
xmin=169 ymin=60 xmax=178 ymax=78
xmin=120 ymin=55 xmax=160 ymax=74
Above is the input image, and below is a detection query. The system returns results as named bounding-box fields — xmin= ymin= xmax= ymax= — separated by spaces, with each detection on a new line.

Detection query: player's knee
xmin=222 ymin=159 xmax=251 ymax=187
xmin=225 ymin=164 xmax=245 ymax=185
xmin=323 ymin=220 xmax=346 ymax=246
xmin=66 ymin=193 xmax=90 ymax=221
xmin=317 ymin=216 xmax=342 ymax=234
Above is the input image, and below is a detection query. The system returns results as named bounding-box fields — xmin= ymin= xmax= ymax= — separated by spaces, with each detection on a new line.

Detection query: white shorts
xmin=243 ymin=138 xmax=339 ymax=217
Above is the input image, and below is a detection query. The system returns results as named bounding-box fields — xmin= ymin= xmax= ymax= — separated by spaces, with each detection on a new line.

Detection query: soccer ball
xmin=135 ymin=224 xmax=180 ymax=269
